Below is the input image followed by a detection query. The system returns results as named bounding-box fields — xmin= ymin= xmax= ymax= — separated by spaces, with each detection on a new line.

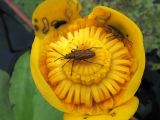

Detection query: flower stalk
xmin=3 ymin=0 xmax=34 ymax=30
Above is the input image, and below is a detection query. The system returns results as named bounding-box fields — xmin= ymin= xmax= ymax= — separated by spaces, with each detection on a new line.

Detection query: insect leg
xmin=83 ymin=60 xmax=104 ymax=66
xmin=62 ymin=60 xmax=71 ymax=68
xmin=106 ymin=35 xmax=116 ymax=40
xmin=71 ymin=60 xmax=75 ymax=76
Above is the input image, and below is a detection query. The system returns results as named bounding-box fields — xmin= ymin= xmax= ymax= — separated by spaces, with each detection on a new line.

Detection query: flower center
xmin=62 ymin=29 xmax=112 ymax=85
xmin=43 ymin=26 xmax=132 ymax=113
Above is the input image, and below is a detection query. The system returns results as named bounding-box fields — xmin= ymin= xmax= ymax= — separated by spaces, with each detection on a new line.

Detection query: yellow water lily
xmin=30 ymin=1 xmax=145 ymax=120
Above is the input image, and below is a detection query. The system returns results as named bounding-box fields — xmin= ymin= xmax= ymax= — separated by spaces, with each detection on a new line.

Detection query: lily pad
xmin=9 ymin=51 xmax=63 ymax=120
xmin=0 ymin=69 xmax=14 ymax=120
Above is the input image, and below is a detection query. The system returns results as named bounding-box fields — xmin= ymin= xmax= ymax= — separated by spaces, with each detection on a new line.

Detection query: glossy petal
xmin=30 ymin=37 xmax=67 ymax=112
xmin=63 ymin=97 xmax=139 ymax=120
xmin=88 ymin=6 xmax=145 ymax=107
xmin=31 ymin=4 xmax=145 ymax=119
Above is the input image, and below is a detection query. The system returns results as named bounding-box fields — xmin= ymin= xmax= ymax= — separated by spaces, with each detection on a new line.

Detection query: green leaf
xmin=9 ymin=51 xmax=63 ymax=120
xmin=13 ymin=0 xmax=43 ymax=18
xmin=150 ymin=63 xmax=160 ymax=70
xmin=0 ymin=70 xmax=14 ymax=120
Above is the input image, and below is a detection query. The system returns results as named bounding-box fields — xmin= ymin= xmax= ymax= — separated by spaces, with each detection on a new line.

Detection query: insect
xmin=42 ymin=17 xmax=49 ymax=34
xmin=106 ymin=25 xmax=132 ymax=49
xmin=52 ymin=47 xmax=103 ymax=76
xmin=106 ymin=25 xmax=124 ymax=40
xmin=51 ymin=20 xmax=67 ymax=29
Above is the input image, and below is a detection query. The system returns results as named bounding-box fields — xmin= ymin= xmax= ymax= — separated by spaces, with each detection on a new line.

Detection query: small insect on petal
xmin=42 ymin=17 xmax=49 ymax=34
xmin=51 ymin=20 xmax=67 ymax=29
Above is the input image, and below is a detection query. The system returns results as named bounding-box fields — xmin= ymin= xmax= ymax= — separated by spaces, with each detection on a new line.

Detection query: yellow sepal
xmin=32 ymin=0 xmax=81 ymax=38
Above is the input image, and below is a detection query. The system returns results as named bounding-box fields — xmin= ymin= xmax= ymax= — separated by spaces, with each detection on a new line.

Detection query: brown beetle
xmin=51 ymin=20 xmax=67 ymax=29
xmin=52 ymin=47 xmax=103 ymax=76
xmin=106 ymin=25 xmax=124 ymax=40
xmin=106 ymin=25 xmax=132 ymax=49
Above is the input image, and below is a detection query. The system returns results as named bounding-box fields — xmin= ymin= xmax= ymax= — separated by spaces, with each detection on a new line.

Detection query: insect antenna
xmin=83 ymin=60 xmax=104 ymax=66
xmin=54 ymin=57 xmax=64 ymax=62
xmin=52 ymin=48 xmax=65 ymax=57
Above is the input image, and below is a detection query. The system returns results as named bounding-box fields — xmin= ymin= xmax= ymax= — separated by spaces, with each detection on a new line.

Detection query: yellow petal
xmin=89 ymin=6 xmax=145 ymax=106
xmin=63 ymin=97 xmax=139 ymax=120
xmin=31 ymin=5 xmax=145 ymax=116
xmin=30 ymin=37 xmax=67 ymax=112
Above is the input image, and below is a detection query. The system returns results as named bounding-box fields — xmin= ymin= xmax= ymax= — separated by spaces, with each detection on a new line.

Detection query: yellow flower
xmin=30 ymin=1 xmax=145 ymax=120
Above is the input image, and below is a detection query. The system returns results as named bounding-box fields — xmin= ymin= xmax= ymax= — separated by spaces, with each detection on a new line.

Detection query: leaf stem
xmin=3 ymin=0 xmax=34 ymax=30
